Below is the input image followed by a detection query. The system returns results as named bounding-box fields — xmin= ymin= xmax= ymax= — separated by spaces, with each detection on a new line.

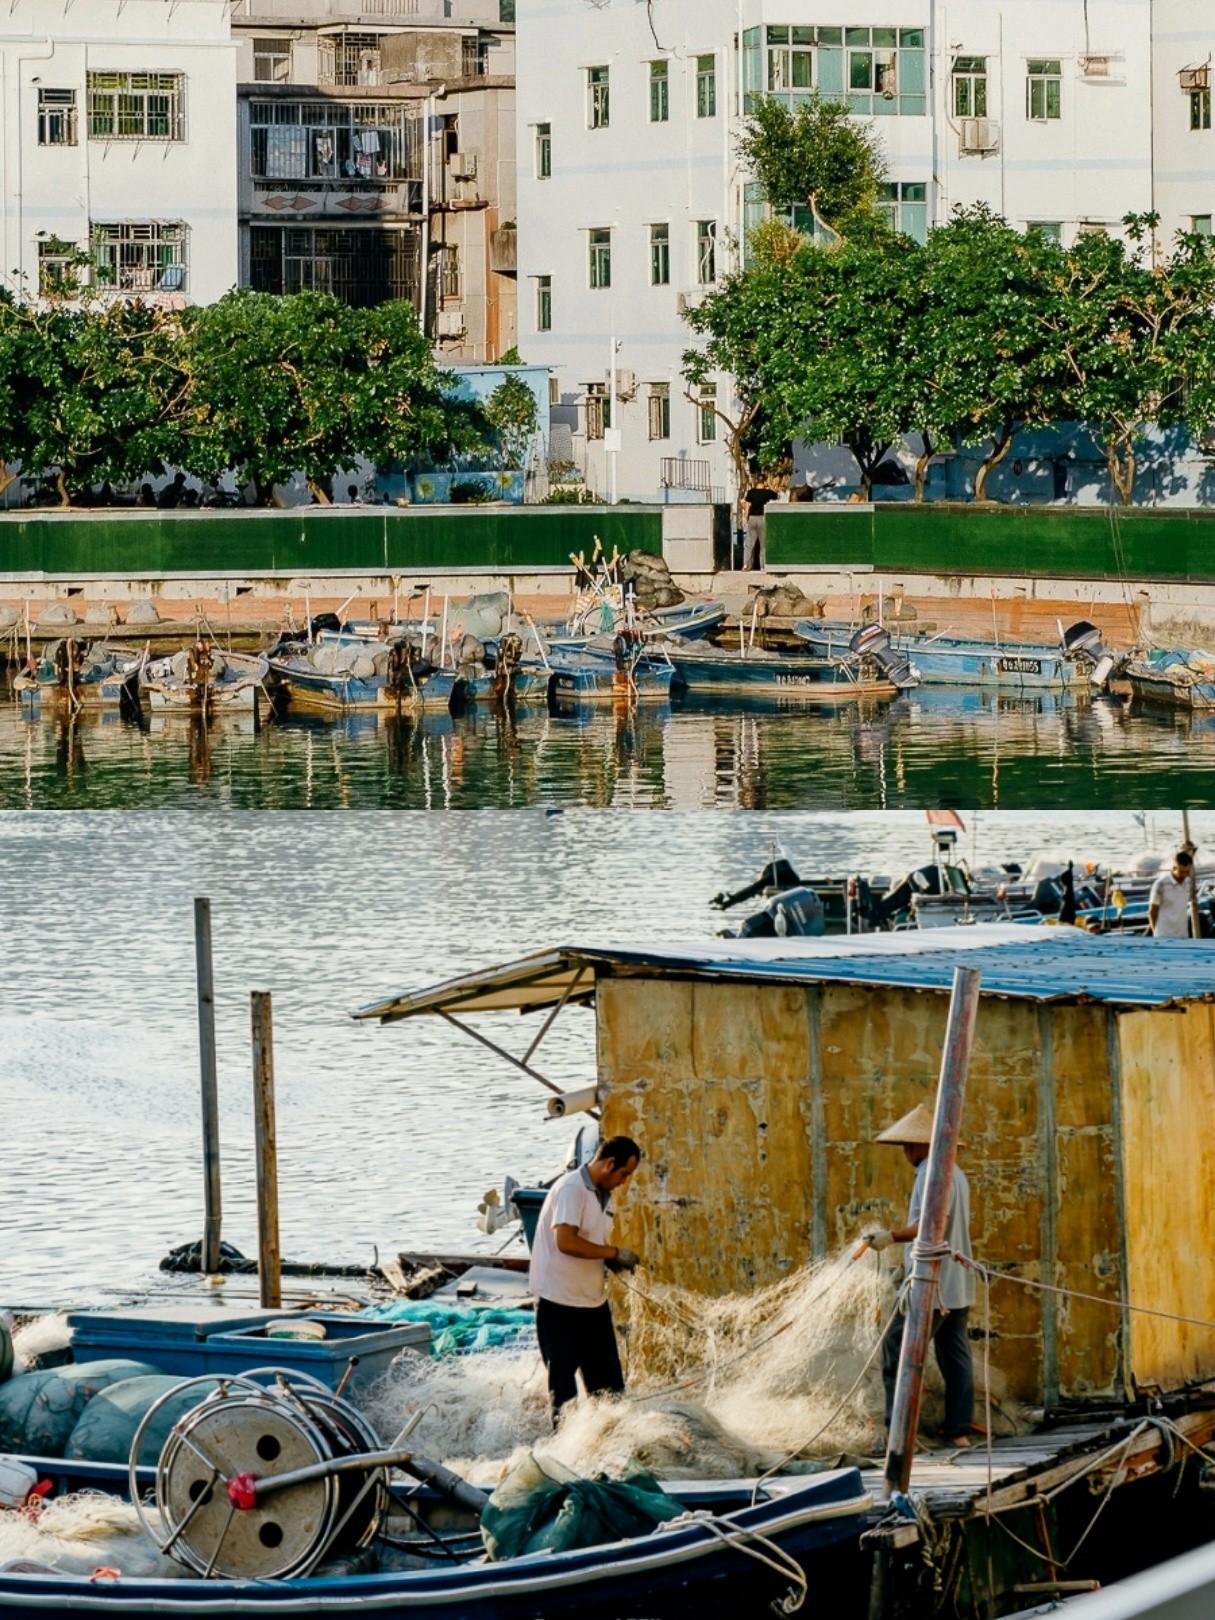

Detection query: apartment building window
xmin=439 ymin=244 xmax=461 ymax=300
xmin=38 ymin=238 xmax=79 ymax=296
xmin=952 ymin=56 xmax=987 ymax=117
xmin=87 ymin=72 xmax=185 ymax=141
xmin=536 ymin=275 xmax=552 ymax=331
xmin=249 ymin=101 xmax=417 ymax=182
xmin=767 ymin=27 xmax=815 ymax=96
xmin=587 ymin=65 xmax=610 ymax=129
xmin=253 ymin=38 xmax=292 ymax=84
xmin=1191 ymin=215 xmax=1213 ymax=236
xmin=585 ymin=382 xmax=610 ymax=440
xmin=1027 ymin=59 xmax=1062 ymax=121
xmin=589 ymin=227 xmax=611 ymax=289
xmin=1028 ymin=221 xmax=1063 ymax=243
xmin=250 ymin=225 xmax=420 ymax=306
xmin=535 ymin=122 xmax=551 ymax=178
xmin=650 ymin=60 xmax=669 ymax=123
xmin=1192 ymin=89 xmax=1212 ymax=131
xmin=91 ymin=221 xmax=187 ymax=293
xmin=696 ymin=54 xmax=717 ymax=118
xmin=846 ymin=27 xmax=927 ymax=117
xmin=696 ymin=219 xmax=717 ymax=284
xmin=650 ymin=222 xmax=670 ymax=286
xmin=648 ymin=383 xmax=671 ymax=441
xmin=876 ymin=182 xmax=929 ymax=243
xmin=499 ymin=0 xmax=516 ymax=19
xmin=462 ymin=36 xmax=489 ymax=78
xmin=37 ymin=89 xmax=77 ymax=146
xmin=318 ymin=33 xmax=383 ymax=89
xmin=696 ymin=383 xmax=717 ymax=444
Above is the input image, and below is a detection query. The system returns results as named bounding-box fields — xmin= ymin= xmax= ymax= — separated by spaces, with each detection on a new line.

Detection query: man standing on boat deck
xmin=862 ymin=1103 xmax=976 ymax=1449
xmin=1149 ymin=850 xmax=1195 ymax=938
xmin=528 ymin=1135 xmax=642 ymax=1425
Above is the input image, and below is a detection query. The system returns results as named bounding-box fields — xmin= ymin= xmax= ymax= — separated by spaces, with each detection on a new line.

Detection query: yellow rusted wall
xmin=1117 ymin=1004 xmax=1215 ymax=1392
xmin=597 ymin=975 xmax=1131 ymax=1407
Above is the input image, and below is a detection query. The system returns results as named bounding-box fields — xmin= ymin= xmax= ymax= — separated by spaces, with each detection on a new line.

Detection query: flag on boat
xmin=926 ymin=810 xmax=967 ymax=831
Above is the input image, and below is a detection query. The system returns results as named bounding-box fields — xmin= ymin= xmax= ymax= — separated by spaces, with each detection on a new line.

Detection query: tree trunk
xmin=307 ymin=479 xmax=333 ymax=506
xmin=55 ymin=470 xmax=71 ymax=508
xmin=913 ymin=434 xmax=934 ymax=503
xmin=974 ymin=421 xmax=1017 ymax=503
xmin=0 ymin=466 xmax=18 ymax=501
xmin=1108 ymin=443 xmax=1136 ymax=507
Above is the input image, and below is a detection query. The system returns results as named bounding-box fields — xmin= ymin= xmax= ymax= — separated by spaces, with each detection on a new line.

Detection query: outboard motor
xmin=711 ymin=853 xmax=804 ymax=910
xmin=849 ymin=624 xmax=918 ymax=690
xmin=725 ymin=885 xmax=826 ymax=939
xmin=1062 ymin=621 xmax=1120 ymax=690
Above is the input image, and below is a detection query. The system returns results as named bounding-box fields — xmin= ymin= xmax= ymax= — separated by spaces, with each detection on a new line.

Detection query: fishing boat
xmin=662 ymin=625 xmax=916 ymax=699
xmin=557 ymin=599 xmax=728 ymax=649
xmin=545 ymin=647 xmax=676 ymax=705
xmin=11 ymin=641 xmax=142 ymax=709
xmin=793 ymin=618 xmax=1115 ymax=691
xmin=139 ymin=643 xmax=268 ymax=717
xmin=0 ymin=1450 xmax=869 ymax=1618
xmin=1123 ymin=649 xmax=1215 ymax=711
xmin=267 ymin=640 xmax=463 ymax=715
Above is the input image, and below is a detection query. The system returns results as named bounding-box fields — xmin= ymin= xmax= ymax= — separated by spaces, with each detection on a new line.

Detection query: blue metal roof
xmin=356 ymin=928 xmax=1215 ymax=1022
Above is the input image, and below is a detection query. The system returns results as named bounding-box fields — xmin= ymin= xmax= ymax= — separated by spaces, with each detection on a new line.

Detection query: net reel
xmin=130 ymin=1369 xmax=418 ymax=1580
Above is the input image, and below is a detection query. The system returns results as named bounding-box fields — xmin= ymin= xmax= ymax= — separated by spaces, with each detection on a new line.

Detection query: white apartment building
xmin=0 ymin=0 xmax=238 ymax=307
xmin=518 ymin=0 xmax=1215 ymax=506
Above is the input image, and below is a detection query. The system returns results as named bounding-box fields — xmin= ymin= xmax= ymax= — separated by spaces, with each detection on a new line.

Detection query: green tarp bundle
xmin=480 ymin=1453 xmax=686 ymax=1562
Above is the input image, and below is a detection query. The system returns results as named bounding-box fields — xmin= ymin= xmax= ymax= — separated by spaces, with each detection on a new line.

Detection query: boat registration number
xmin=998 ymin=656 xmax=1042 ymax=675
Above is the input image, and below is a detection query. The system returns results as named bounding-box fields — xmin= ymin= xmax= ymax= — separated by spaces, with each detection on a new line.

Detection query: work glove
xmin=606 ymin=1247 xmax=639 ymax=1273
xmin=861 ymin=1229 xmax=894 ymax=1252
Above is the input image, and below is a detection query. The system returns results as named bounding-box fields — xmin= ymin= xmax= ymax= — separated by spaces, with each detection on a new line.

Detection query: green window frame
xmin=1027 ymin=59 xmax=1062 ymax=121
xmin=589 ymin=227 xmax=611 ymax=289
xmin=650 ymin=222 xmax=670 ymax=287
xmin=697 ymin=382 xmax=718 ymax=444
xmin=587 ymin=65 xmax=609 ymax=129
xmin=953 ymin=56 xmax=987 ymax=118
xmin=1192 ymin=88 xmax=1212 ymax=131
xmin=1192 ymin=215 xmax=1213 ymax=237
xmin=1028 ymin=221 xmax=1063 ymax=244
xmin=876 ymin=181 xmax=928 ymax=244
xmin=535 ymin=122 xmax=551 ymax=178
xmin=696 ymin=219 xmax=717 ymax=285
xmin=536 ymin=274 xmax=551 ymax=332
xmin=648 ymin=384 xmax=671 ymax=441
xmin=696 ymin=53 xmax=717 ymax=118
xmin=650 ymin=60 xmax=669 ymax=123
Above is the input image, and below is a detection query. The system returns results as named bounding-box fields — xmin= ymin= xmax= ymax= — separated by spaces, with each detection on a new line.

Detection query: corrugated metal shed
xmin=355 ymin=926 xmax=1215 ymax=1022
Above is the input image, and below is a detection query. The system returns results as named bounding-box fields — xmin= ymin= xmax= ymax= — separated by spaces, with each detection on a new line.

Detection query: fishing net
xmin=0 ymin=1492 xmax=183 ymax=1578
xmin=365 ymin=1251 xmax=1021 ymax=1485
xmin=480 ymin=1454 xmax=684 ymax=1562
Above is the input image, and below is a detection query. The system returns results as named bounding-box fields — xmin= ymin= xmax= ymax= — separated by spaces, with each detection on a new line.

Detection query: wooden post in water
xmin=250 ymin=991 xmax=282 ymax=1310
xmin=194 ymin=898 xmax=222 ymax=1275
xmin=883 ymin=966 xmax=982 ymax=1501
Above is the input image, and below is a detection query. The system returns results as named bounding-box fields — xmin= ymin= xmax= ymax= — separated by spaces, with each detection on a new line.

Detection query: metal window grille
xmin=249 ymin=100 xmax=420 ymax=182
xmin=38 ymin=240 xmax=80 ymax=296
xmin=650 ymin=222 xmax=670 ymax=286
xmin=648 ymin=385 xmax=671 ymax=441
xmin=536 ymin=122 xmax=551 ymax=177
xmin=696 ymin=220 xmax=717 ymax=286
xmin=536 ymin=275 xmax=552 ymax=331
xmin=38 ymin=88 xmax=77 ymax=146
xmin=589 ymin=228 xmax=611 ymax=289
xmin=461 ymin=36 xmax=488 ymax=78
xmin=952 ymin=57 xmax=987 ymax=117
xmin=253 ymin=38 xmax=291 ymax=84
xmin=588 ymin=66 xmax=609 ymax=128
xmin=250 ymin=224 xmax=420 ymax=306
xmin=1026 ymin=59 xmax=1062 ymax=120
xmin=696 ymin=54 xmax=716 ymax=117
xmin=91 ymin=221 xmax=187 ymax=293
xmin=318 ymin=33 xmax=383 ymax=88
xmin=439 ymin=244 xmax=461 ymax=299
xmin=87 ymin=72 xmax=185 ymax=141
xmin=585 ymin=383 xmax=609 ymax=440
xmin=650 ymin=60 xmax=669 ymax=122
xmin=661 ymin=456 xmax=712 ymax=492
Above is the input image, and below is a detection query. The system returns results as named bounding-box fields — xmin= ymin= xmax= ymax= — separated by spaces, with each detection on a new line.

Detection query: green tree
xmin=483 ymin=374 xmax=539 ymax=469
xmin=1045 ymin=216 xmax=1215 ymax=505
xmin=738 ymin=93 xmax=886 ymax=238
xmin=181 ymin=291 xmax=485 ymax=504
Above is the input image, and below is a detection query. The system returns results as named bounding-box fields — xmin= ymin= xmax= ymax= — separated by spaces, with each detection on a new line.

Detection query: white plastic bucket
xmin=0 ymin=1456 xmax=37 ymax=1509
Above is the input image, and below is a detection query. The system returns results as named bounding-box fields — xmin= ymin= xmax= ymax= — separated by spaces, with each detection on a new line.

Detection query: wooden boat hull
xmin=547 ymin=658 xmax=675 ymax=704
xmin=794 ymin=620 xmax=1077 ymax=689
xmin=1125 ymin=659 xmax=1215 ymax=711
xmin=0 ymin=1457 xmax=870 ymax=1618
xmin=669 ymin=649 xmax=895 ymax=698
xmin=268 ymin=661 xmax=463 ymax=715
xmin=140 ymin=652 xmax=268 ymax=717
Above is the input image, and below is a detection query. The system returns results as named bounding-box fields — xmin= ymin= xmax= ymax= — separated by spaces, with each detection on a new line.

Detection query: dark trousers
xmin=535 ymin=1297 xmax=624 ymax=1424
xmin=882 ymin=1307 xmax=974 ymax=1441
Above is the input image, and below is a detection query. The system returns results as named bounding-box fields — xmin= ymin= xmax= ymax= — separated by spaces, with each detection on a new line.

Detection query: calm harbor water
xmin=3 ymin=808 xmax=1208 ymax=1305
xmin=3 ymin=685 xmax=1215 ymax=810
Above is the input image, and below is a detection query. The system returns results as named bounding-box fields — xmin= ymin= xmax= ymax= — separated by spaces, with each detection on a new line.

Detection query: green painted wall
xmin=0 ymin=507 xmax=663 ymax=577
xmin=766 ymin=504 xmax=1215 ymax=581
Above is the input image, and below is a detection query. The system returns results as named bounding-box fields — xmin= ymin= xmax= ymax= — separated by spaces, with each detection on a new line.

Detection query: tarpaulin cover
xmin=480 ymin=1453 xmax=685 ymax=1562
xmin=360 ymin=1300 xmax=535 ymax=1357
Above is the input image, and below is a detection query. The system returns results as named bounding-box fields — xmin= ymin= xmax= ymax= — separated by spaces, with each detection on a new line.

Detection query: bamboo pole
xmin=194 ymin=898 xmax=222 ymax=1275
xmin=1183 ymin=811 xmax=1202 ymax=939
xmin=250 ymin=991 xmax=282 ymax=1310
xmin=883 ymin=965 xmax=982 ymax=1500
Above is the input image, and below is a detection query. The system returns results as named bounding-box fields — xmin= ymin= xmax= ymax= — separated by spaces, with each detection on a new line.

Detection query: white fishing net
xmin=0 ymin=1493 xmax=181 ymax=1578
xmin=11 ymin=1315 xmax=71 ymax=1374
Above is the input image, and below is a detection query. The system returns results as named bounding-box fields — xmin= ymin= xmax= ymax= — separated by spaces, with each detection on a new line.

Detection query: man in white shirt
xmin=528 ymin=1135 xmax=641 ymax=1424
xmin=1149 ymin=851 xmax=1195 ymax=938
xmin=863 ymin=1103 xmax=976 ymax=1449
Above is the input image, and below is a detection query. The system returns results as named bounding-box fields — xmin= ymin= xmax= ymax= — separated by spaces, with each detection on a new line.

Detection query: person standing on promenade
xmin=863 ymin=1103 xmax=976 ymax=1449
xmin=1149 ymin=850 xmax=1195 ymax=938
xmin=528 ymin=1135 xmax=642 ymax=1424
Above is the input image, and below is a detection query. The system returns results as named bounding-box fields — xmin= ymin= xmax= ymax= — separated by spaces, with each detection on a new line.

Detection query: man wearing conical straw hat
xmin=862 ymin=1102 xmax=977 ymax=1449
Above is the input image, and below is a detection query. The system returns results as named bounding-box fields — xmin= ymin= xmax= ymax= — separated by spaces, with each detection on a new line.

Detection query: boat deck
xmin=859 ymin=1403 xmax=1215 ymax=1547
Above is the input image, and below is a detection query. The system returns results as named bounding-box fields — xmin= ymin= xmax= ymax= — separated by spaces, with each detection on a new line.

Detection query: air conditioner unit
xmin=612 ymin=368 xmax=637 ymax=400
xmin=436 ymin=309 xmax=465 ymax=337
xmin=1180 ymin=65 xmax=1211 ymax=92
xmin=960 ymin=117 xmax=999 ymax=154
xmin=676 ymin=289 xmax=706 ymax=315
xmin=448 ymin=149 xmax=478 ymax=180
xmin=1081 ymin=55 xmax=1111 ymax=78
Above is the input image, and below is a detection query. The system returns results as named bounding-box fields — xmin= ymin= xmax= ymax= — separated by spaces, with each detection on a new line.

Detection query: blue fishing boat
xmin=665 ymin=647 xmax=900 ymax=699
xmin=1124 ymin=650 xmax=1215 ymax=711
xmin=546 ymin=648 xmax=676 ymax=705
xmin=0 ymin=1453 xmax=870 ymax=1618
xmin=140 ymin=645 xmax=269 ymax=717
xmin=794 ymin=619 xmax=1093 ymax=690
xmin=555 ymin=599 xmax=728 ymax=651
xmin=267 ymin=641 xmax=464 ymax=715
xmin=12 ymin=641 xmax=142 ymax=709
